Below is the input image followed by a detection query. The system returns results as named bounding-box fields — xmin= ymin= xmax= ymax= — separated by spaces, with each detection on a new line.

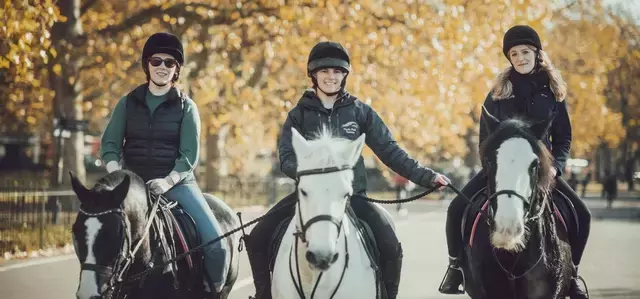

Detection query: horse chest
xmin=271 ymin=221 xmax=377 ymax=299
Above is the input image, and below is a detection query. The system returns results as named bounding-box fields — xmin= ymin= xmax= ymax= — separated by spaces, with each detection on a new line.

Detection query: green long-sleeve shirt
xmin=100 ymin=92 xmax=201 ymax=181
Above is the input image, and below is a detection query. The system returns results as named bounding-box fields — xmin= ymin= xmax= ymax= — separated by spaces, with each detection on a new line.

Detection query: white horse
xmin=271 ymin=128 xmax=381 ymax=299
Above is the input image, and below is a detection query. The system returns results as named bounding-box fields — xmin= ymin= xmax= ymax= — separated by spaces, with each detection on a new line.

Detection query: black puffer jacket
xmin=278 ymin=89 xmax=437 ymax=194
xmin=479 ymin=70 xmax=572 ymax=176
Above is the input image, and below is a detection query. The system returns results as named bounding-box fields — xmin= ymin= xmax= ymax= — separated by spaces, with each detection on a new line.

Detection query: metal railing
xmin=0 ymin=177 xmax=296 ymax=255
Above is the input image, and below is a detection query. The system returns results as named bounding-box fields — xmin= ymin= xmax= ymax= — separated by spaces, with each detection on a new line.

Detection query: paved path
xmin=1 ymin=199 xmax=639 ymax=298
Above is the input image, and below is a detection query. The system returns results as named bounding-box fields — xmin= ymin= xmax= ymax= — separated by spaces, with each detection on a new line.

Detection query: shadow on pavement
xmin=591 ymin=288 xmax=640 ymax=298
xmin=590 ymin=206 xmax=640 ymax=222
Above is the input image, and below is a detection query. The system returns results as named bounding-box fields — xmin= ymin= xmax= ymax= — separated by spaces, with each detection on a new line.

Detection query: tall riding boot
xmin=245 ymin=236 xmax=272 ymax=299
xmin=438 ymin=256 xmax=464 ymax=294
xmin=569 ymin=265 xmax=589 ymax=299
xmin=381 ymin=243 xmax=403 ymax=299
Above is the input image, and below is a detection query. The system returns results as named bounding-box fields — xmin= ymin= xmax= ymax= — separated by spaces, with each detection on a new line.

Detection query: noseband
xmin=294 ymin=165 xmax=352 ymax=243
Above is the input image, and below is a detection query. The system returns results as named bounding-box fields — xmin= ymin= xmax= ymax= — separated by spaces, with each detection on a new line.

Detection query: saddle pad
xmin=170 ymin=207 xmax=200 ymax=270
xmin=269 ymin=216 xmax=293 ymax=272
xmin=551 ymin=189 xmax=579 ymax=234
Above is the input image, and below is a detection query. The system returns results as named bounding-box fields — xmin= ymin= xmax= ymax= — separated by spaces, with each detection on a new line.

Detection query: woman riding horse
xmin=99 ymin=32 xmax=229 ymax=294
xmin=438 ymin=25 xmax=591 ymax=298
xmin=245 ymin=41 xmax=450 ymax=299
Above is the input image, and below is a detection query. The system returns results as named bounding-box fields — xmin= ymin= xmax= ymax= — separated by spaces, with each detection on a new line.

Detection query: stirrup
xmin=572 ymin=275 xmax=590 ymax=298
xmin=438 ymin=266 xmax=466 ymax=294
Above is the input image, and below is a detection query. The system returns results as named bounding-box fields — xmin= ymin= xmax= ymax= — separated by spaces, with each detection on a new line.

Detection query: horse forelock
xmin=298 ymin=127 xmax=353 ymax=172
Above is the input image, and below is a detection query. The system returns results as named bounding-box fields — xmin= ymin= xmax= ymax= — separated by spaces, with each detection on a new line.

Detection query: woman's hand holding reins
xmin=147 ymin=177 xmax=173 ymax=195
xmin=432 ymin=173 xmax=451 ymax=191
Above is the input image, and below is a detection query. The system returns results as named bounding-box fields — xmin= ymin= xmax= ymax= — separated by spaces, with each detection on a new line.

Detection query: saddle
xmin=151 ymin=195 xmax=206 ymax=293
xmin=462 ymin=187 xmax=579 ymax=248
xmin=267 ymin=205 xmax=382 ymax=278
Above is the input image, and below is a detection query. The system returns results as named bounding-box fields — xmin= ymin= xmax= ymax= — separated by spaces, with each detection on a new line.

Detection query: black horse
xmin=70 ymin=170 xmax=240 ymax=299
xmin=460 ymin=109 xmax=573 ymax=298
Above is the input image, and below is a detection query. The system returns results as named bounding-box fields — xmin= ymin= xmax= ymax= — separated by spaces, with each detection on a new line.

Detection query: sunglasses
xmin=148 ymin=57 xmax=178 ymax=68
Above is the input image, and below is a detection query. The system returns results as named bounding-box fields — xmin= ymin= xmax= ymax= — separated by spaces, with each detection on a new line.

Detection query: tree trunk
xmin=206 ymin=123 xmax=231 ymax=192
xmin=50 ymin=0 xmax=85 ymax=188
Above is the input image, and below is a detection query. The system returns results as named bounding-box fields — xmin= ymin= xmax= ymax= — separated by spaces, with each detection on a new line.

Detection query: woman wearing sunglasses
xmin=99 ymin=32 xmax=228 ymax=295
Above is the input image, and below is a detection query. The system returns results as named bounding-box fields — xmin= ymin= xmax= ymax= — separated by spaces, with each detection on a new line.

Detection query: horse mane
xmin=479 ymin=118 xmax=555 ymax=198
xmin=299 ymin=126 xmax=354 ymax=170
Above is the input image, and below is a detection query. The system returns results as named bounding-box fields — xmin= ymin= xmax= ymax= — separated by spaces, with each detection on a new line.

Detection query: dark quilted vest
xmin=122 ymin=84 xmax=185 ymax=182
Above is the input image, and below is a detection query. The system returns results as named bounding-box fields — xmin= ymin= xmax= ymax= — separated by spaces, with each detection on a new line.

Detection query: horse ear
xmin=529 ymin=114 xmax=555 ymax=140
xmin=291 ymin=127 xmax=311 ymax=159
xmin=481 ymin=105 xmax=500 ymax=134
xmin=111 ymin=175 xmax=130 ymax=203
xmin=343 ymin=133 xmax=366 ymax=167
xmin=69 ymin=171 xmax=90 ymax=202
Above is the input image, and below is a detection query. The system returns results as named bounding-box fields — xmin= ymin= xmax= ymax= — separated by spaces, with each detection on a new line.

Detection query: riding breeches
xmin=555 ymin=177 xmax=591 ymax=265
xmin=445 ymin=169 xmax=487 ymax=257
xmin=164 ymin=183 xmax=228 ymax=292
xmin=350 ymin=195 xmax=403 ymax=262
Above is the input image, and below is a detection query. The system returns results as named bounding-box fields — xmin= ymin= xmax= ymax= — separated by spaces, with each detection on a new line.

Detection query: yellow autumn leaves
xmin=1 ymin=0 xmax=638 ymax=176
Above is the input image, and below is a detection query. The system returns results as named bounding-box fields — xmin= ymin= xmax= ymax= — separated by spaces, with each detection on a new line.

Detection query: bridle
xmin=293 ymin=164 xmax=353 ymax=243
xmin=289 ymin=164 xmax=353 ymax=299
xmin=483 ymin=158 xmax=546 ymax=225
xmin=483 ymin=157 xmax=548 ymax=280
xmin=76 ymin=190 xmax=161 ymax=298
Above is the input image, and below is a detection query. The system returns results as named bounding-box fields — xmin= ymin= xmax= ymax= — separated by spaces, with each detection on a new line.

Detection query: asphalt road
xmin=1 ymin=198 xmax=639 ymax=299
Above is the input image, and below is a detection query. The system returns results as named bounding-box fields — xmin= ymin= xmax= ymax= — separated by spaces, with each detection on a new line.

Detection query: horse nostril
xmin=332 ymin=252 xmax=339 ymax=263
xmin=305 ymin=251 xmax=317 ymax=265
xmin=515 ymin=225 xmax=524 ymax=235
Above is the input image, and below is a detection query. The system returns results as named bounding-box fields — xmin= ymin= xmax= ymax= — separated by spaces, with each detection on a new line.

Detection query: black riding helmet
xmin=307 ymin=41 xmax=351 ymax=91
xmin=141 ymin=32 xmax=184 ymax=81
xmin=502 ymin=25 xmax=542 ymax=59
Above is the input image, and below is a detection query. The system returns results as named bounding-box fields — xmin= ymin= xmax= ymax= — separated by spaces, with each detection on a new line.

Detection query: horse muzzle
xmin=305 ymin=249 xmax=339 ymax=271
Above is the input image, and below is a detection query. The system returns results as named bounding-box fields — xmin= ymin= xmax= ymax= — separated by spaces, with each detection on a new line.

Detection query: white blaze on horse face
xmin=76 ymin=217 xmax=103 ymax=299
xmin=492 ymin=137 xmax=536 ymax=252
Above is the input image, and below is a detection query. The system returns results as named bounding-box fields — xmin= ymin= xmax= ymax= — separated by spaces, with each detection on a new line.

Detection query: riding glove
xmin=105 ymin=161 xmax=121 ymax=173
xmin=147 ymin=172 xmax=180 ymax=195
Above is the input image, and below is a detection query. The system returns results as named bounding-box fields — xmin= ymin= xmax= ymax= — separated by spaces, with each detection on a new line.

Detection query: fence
xmin=0 ymin=176 xmax=297 ymax=255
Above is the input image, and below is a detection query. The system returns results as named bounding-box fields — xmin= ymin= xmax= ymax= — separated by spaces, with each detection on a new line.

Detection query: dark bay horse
xmin=70 ymin=170 xmax=240 ymax=299
xmin=461 ymin=108 xmax=573 ymax=298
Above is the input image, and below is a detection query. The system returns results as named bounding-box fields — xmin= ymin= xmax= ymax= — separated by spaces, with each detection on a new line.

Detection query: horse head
xmin=479 ymin=106 xmax=556 ymax=252
xmin=291 ymin=126 xmax=365 ymax=271
xmin=70 ymin=171 xmax=147 ymax=299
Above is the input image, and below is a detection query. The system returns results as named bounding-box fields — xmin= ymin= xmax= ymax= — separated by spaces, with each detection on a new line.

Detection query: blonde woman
xmin=438 ymin=25 xmax=590 ymax=299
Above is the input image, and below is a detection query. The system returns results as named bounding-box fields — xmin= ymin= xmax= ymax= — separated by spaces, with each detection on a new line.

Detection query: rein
xmin=89 ymin=168 xmax=465 ymax=294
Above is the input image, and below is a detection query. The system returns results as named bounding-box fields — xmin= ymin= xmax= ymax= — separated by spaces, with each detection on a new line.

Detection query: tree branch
xmin=79 ymin=3 xmax=279 ymax=43
xmin=80 ymin=0 xmax=100 ymax=17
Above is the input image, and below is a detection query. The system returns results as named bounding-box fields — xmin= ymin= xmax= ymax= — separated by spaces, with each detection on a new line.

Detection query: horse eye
xmin=529 ymin=160 xmax=540 ymax=171
xmin=300 ymin=189 xmax=308 ymax=197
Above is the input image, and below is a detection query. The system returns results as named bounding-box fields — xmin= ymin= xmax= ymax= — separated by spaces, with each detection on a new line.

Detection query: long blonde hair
xmin=491 ymin=46 xmax=567 ymax=102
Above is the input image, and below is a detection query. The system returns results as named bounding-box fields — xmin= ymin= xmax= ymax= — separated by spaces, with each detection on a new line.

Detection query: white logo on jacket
xmin=341 ymin=121 xmax=359 ymax=135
